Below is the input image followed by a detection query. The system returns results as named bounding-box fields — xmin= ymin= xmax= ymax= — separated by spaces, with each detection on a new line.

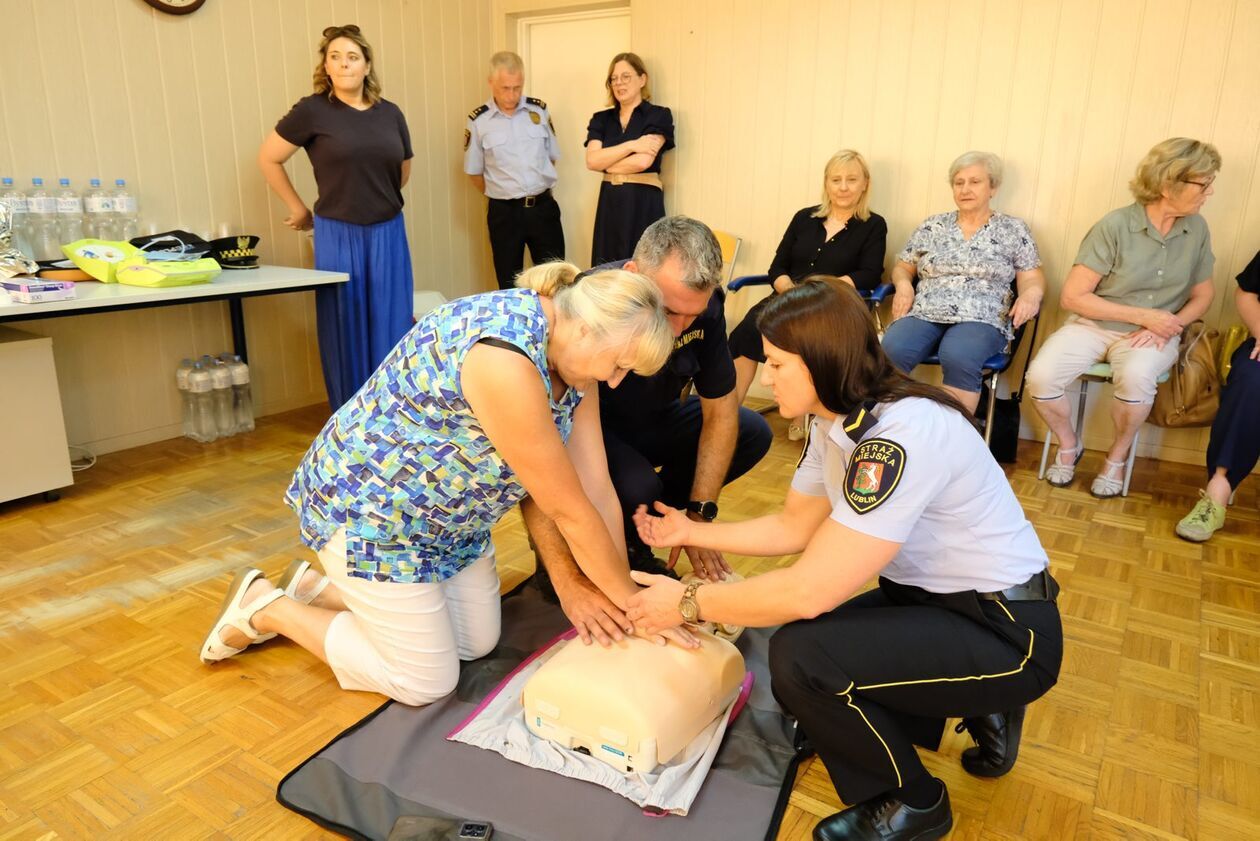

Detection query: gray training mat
xmin=276 ymin=583 xmax=804 ymax=841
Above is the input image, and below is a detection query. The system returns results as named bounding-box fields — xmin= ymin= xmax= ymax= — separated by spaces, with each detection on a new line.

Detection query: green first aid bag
xmin=114 ymin=256 xmax=221 ymax=287
xmin=61 ymin=239 xmax=143 ymax=283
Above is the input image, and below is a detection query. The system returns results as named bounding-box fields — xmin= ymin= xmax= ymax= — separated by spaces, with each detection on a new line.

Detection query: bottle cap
xmin=59 ymin=178 xmax=70 ymax=187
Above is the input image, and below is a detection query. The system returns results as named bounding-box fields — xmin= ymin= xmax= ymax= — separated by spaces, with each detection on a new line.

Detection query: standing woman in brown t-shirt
xmin=258 ymin=24 xmax=414 ymax=409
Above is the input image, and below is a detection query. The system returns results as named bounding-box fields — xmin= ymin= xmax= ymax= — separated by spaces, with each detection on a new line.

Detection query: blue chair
xmin=916 ymin=315 xmax=1040 ymax=446
xmin=727 ymin=274 xmax=895 ymax=330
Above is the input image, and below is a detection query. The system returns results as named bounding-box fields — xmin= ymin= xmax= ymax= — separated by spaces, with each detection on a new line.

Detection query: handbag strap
xmin=1010 ymin=313 xmax=1041 ymax=404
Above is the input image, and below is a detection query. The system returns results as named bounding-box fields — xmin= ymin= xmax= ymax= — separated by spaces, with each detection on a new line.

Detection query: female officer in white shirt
xmin=627 ymin=278 xmax=1062 ymax=841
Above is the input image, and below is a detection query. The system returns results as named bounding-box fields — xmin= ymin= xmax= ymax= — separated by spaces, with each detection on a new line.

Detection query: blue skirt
xmin=313 ymin=213 xmax=413 ymax=409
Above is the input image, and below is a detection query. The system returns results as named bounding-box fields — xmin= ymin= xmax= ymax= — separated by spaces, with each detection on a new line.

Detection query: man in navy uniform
xmin=522 ymin=217 xmax=774 ymax=643
xmin=465 ymin=51 xmax=565 ymax=290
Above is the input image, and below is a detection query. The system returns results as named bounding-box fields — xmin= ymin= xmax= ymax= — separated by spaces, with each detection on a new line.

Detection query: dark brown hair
xmin=757 ymin=277 xmax=978 ymax=427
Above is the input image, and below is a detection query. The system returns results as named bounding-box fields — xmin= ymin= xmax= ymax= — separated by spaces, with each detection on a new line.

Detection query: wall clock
xmin=142 ymin=0 xmax=207 ymax=15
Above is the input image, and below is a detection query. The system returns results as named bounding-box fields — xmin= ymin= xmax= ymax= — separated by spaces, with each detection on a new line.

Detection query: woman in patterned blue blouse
xmin=883 ymin=151 xmax=1047 ymax=413
xmin=199 ymin=263 xmax=680 ymax=706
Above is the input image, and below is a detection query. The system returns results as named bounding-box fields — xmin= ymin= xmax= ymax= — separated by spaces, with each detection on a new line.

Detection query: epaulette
xmin=468 ymin=104 xmax=489 ymax=120
xmin=525 ymin=96 xmax=547 ymax=110
xmin=840 ymin=400 xmax=880 ymax=444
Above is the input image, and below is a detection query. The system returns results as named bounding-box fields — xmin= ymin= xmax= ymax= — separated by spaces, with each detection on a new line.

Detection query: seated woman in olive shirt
xmin=728 ymin=150 xmax=887 ymax=437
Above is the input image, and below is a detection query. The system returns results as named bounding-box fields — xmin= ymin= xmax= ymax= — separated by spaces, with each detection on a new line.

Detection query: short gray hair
xmin=1129 ymin=137 xmax=1221 ymax=203
xmin=488 ymin=51 xmax=523 ymax=76
xmin=949 ymin=151 xmax=1003 ymax=189
xmin=631 ymin=216 xmax=723 ymax=293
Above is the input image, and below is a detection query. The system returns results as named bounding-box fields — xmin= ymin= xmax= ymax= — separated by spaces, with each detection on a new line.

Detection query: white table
xmin=0 ymin=265 xmax=349 ymax=362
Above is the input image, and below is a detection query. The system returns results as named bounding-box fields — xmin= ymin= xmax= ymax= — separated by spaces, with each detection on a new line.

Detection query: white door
xmin=519 ymin=9 xmax=630 ymax=269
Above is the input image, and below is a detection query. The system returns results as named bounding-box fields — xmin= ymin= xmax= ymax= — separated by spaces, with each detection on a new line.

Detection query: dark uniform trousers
xmin=1207 ymin=337 xmax=1260 ymax=488
xmin=769 ymin=577 xmax=1063 ymax=805
xmin=602 ymin=396 xmax=773 ymax=547
xmin=487 ymin=190 xmax=566 ymax=290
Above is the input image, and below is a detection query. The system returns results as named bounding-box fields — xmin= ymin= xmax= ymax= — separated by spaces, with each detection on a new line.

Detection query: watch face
xmin=697 ymin=501 xmax=718 ymax=521
xmin=679 ymin=599 xmax=699 ymax=623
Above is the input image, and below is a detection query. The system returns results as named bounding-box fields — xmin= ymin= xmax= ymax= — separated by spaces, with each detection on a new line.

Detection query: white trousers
xmin=1026 ymin=315 xmax=1180 ymax=405
xmin=318 ymin=529 xmax=502 ymax=706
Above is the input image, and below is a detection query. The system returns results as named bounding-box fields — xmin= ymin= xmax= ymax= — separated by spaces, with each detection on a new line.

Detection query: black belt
xmin=490 ymin=189 xmax=551 ymax=208
xmin=978 ymin=569 xmax=1058 ymax=603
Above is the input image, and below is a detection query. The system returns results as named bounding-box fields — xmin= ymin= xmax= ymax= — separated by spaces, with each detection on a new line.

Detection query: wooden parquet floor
xmin=0 ymin=404 xmax=1257 ymax=840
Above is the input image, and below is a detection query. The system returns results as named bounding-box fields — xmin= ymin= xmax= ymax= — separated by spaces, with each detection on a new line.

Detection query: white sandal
xmin=199 ymin=567 xmax=286 ymax=664
xmin=1090 ymin=459 xmax=1127 ymax=499
xmin=277 ymin=558 xmax=330 ymax=605
xmin=1045 ymin=444 xmax=1082 ymax=487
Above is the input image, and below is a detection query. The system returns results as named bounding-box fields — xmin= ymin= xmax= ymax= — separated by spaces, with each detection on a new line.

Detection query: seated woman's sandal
xmin=1044 ymin=445 xmax=1082 ymax=487
xmin=1090 ymin=459 xmax=1127 ymax=499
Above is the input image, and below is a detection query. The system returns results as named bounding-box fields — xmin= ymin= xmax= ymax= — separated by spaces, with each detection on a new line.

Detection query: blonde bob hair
xmin=314 ymin=25 xmax=382 ymax=105
xmin=516 ymin=262 xmax=672 ymax=376
xmin=1129 ymin=137 xmax=1221 ymax=204
xmin=604 ymin=52 xmax=651 ymax=106
xmin=813 ymin=150 xmax=873 ymax=222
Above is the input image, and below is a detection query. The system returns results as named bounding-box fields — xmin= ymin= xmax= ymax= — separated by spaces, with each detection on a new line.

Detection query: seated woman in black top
xmin=584 ymin=52 xmax=675 ymax=265
xmin=729 ymin=150 xmax=887 ymax=436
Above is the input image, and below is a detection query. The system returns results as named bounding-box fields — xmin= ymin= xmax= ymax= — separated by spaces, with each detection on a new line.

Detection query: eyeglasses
xmin=1180 ymin=176 xmax=1215 ymax=190
xmin=323 ymin=24 xmax=361 ymax=38
xmin=608 ymin=73 xmax=638 ymax=85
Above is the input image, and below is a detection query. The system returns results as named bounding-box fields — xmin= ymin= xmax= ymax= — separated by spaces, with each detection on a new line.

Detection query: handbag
xmin=1149 ymin=320 xmax=1220 ymax=428
xmin=1217 ymin=323 xmax=1249 ymax=384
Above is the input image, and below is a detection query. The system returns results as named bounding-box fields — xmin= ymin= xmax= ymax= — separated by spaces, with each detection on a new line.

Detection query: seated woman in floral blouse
xmin=883 ymin=151 xmax=1046 ymax=412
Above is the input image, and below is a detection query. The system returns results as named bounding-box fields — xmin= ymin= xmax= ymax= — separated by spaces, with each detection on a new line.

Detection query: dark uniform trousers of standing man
xmin=465 ymin=94 xmax=566 ymax=290
xmin=769 ymin=525 xmax=1062 ymax=814
xmin=600 ymin=286 xmax=773 ymax=562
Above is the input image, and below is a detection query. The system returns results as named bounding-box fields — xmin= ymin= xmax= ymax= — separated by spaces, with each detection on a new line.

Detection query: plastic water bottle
xmin=27 ymin=178 xmax=60 ymax=260
xmin=111 ymin=179 xmax=139 ymax=242
xmin=188 ymin=362 xmax=218 ymax=443
xmin=0 ymin=178 xmax=31 ymax=258
xmin=83 ymin=178 xmax=113 ymax=240
xmin=210 ymin=360 xmax=236 ymax=438
xmin=55 ymin=178 xmax=84 ymax=245
xmin=175 ymin=359 xmax=196 ymax=439
xmin=226 ymin=355 xmax=255 ymax=433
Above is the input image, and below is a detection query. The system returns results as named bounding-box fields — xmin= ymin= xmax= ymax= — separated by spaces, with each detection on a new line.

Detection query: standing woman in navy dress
xmin=585 ymin=53 xmax=675 ymax=265
xmin=259 ymin=24 xmax=414 ymax=409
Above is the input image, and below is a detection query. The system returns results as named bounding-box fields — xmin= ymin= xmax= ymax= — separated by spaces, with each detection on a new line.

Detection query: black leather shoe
xmin=957 ymin=706 xmax=1025 ymax=777
xmin=813 ymin=785 xmax=952 ymax=841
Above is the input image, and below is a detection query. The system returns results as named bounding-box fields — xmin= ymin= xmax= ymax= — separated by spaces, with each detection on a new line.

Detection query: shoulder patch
xmin=526 ymin=96 xmax=547 ymax=109
xmin=843 ymin=438 xmax=905 ymax=514
xmin=463 ymin=128 xmax=471 ymax=150
xmin=468 ymin=104 xmax=489 ymax=120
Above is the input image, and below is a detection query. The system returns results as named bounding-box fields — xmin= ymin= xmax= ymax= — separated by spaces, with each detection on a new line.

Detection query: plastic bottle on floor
xmin=224 ymin=354 xmax=255 ymax=433
xmin=188 ymin=362 xmax=218 ymax=444
xmin=176 ymin=358 xmax=196 ymax=439
xmin=210 ymin=360 xmax=236 ymax=438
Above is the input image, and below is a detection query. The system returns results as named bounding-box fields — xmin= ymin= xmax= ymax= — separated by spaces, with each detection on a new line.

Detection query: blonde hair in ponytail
xmin=517 ymin=261 xmax=672 ymax=376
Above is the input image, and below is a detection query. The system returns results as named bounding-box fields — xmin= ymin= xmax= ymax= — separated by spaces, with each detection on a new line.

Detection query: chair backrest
xmin=711 ymin=229 xmax=742 ymax=286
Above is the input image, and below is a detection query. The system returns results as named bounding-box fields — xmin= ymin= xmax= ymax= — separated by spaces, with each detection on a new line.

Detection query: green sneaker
xmin=1176 ymin=492 xmax=1226 ymax=542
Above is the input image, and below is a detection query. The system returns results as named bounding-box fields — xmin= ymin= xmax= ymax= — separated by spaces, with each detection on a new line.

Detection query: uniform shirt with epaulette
xmin=791 ymin=397 xmax=1048 ymax=594
xmin=463 ymin=96 xmax=560 ymax=200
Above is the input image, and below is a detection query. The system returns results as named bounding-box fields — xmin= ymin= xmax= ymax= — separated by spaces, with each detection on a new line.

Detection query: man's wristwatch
xmin=687 ymin=500 xmax=719 ymax=521
xmin=678 ymin=579 xmax=705 ymax=623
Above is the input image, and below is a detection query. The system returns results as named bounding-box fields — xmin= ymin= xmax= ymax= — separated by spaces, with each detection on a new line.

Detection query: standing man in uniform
xmin=465 ymin=51 xmax=566 ymax=290
xmin=522 ymin=216 xmax=774 ymax=645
